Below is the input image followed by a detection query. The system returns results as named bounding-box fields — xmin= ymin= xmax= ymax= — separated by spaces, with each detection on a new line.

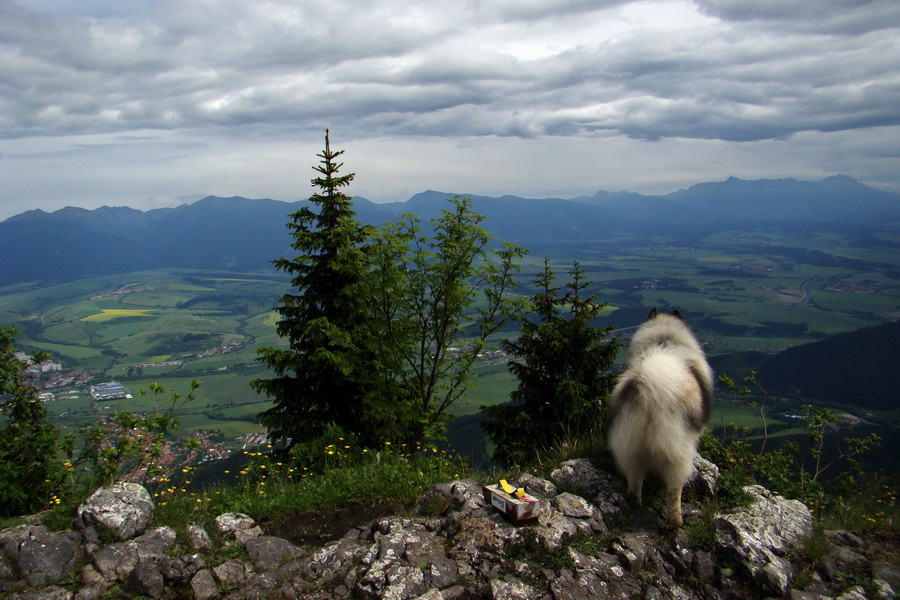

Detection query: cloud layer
xmin=1 ymin=0 xmax=898 ymax=218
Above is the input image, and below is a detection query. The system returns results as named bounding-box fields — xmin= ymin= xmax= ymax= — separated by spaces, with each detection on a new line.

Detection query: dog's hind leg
xmin=625 ymin=467 xmax=645 ymax=507
xmin=663 ymin=457 xmax=692 ymax=526
xmin=664 ymin=483 xmax=684 ymax=527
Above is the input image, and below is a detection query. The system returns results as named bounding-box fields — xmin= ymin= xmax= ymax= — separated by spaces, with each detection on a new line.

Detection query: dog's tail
xmin=610 ymin=348 xmax=708 ymax=432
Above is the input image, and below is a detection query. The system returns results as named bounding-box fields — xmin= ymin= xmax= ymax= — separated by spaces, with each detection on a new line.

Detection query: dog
xmin=607 ymin=308 xmax=713 ymax=526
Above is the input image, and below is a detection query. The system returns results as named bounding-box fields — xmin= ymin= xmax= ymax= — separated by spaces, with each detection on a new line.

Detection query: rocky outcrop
xmin=714 ymin=485 xmax=814 ymax=596
xmin=0 ymin=458 xmax=895 ymax=599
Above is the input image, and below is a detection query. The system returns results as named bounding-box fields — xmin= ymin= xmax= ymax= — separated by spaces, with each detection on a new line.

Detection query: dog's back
xmin=607 ymin=309 xmax=713 ymax=526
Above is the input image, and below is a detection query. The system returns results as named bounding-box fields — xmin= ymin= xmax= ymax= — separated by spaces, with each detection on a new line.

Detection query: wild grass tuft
xmin=812 ymin=474 xmax=898 ymax=540
xmin=151 ymin=440 xmax=470 ymax=530
xmin=523 ymin=428 xmax=615 ymax=479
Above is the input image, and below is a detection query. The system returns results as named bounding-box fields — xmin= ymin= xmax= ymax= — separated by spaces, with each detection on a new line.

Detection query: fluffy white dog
xmin=607 ymin=308 xmax=713 ymax=526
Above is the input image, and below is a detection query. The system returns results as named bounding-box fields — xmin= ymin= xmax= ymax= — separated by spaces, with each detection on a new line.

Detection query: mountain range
xmin=2 ymin=175 xmax=899 ymax=286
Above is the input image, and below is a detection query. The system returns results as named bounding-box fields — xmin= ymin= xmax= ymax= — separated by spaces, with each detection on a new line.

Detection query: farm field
xmin=1 ymin=227 xmax=898 ymax=460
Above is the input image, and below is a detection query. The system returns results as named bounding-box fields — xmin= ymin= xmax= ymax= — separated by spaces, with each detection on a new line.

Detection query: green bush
xmin=1 ymin=326 xmax=202 ymax=518
xmin=0 ymin=326 xmax=67 ymax=517
xmin=702 ymin=372 xmax=887 ymax=530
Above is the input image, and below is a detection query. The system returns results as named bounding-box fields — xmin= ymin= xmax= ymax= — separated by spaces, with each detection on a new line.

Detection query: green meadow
xmin=1 ymin=228 xmax=898 ymax=457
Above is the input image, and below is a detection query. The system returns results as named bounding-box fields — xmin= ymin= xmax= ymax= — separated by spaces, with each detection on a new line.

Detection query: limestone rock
xmin=214 ymin=512 xmax=263 ymax=543
xmin=75 ymin=482 xmax=154 ymax=541
xmin=689 ymin=455 xmax=720 ymax=498
xmin=188 ymin=523 xmax=213 ymax=551
xmin=88 ymin=526 xmax=176 ymax=582
xmin=550 ymin=459 xmax=612 ymax=498
xmin=213 ymin=559 xmax=253 ymax=588
xmin=490 ymin=578 xmax=545 ymax=600
xmin=243 ymin=535 xmax=305 ymax=570
xmin=0 ymin=524 xmax=82 ymax=587
xmin=8 ymin=586 xmax=74 ymax=600
xmin=191 ymin=568 xmax=220 ymax=600
xmin=509 ymin=473 xmax=558 ymax=500
xmin=714 ymin=484 xmax=813 ymax=597
xmin=552 ymin=492 xmax=595 ymax=519
xmin=873 ymin=561 xmax=900 ymax=590
xmin=550 ymin=459 xmax=628 ymax=521
xmin=127 ymin=557 xmax=165 ymax=599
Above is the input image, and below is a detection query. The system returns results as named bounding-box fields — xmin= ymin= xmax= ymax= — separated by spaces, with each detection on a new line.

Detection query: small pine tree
xmin=482 ymin=259 xmax=620 ymax=467
xmin=251 ymin=131 xmax=375 ymax=448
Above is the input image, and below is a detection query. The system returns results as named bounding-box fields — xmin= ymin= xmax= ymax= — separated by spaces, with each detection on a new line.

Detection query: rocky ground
xmin=1 ymin=458 xmax=897 ymax=599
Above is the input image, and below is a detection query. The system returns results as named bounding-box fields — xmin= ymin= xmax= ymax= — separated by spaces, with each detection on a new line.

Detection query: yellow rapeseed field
xmin=80 ymin=309 xmax=155 ymax=322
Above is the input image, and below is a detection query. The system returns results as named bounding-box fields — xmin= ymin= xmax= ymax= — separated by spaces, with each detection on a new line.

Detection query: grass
xmin=810 ymin=475 xmax=899 ymax=536
xmin=148 ymin=441 xmax=473 ymax=543
xmin=0 ymin=432 xmax=477 ymax=534
xmin=22 ymin=340 xmax=103 ymax=359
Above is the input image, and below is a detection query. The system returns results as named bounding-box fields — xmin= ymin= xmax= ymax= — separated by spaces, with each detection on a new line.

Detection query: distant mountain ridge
xmin=2 ymin=175 xmax=899 ymax=286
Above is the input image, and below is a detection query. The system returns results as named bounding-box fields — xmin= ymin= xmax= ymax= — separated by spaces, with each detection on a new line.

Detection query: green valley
xmin=2 ymin=227 xmax=899 ymax=464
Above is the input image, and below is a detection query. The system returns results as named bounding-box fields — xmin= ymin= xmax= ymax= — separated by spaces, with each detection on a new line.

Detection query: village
xmin=15 ymin=347 xmax=270 ymax=485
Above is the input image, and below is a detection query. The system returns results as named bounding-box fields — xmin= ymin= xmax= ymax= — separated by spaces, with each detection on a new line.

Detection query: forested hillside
xmin=759 ymin=320 xmax=900 ymax=410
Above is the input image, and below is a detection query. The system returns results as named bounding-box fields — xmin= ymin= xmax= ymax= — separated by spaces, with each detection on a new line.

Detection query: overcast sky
xmin=1 ymin=0 xmax=898 ymax=221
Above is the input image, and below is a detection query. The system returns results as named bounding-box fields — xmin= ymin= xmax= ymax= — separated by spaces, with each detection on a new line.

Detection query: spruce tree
xmin=251 ymin=131 xmax=375 ymax=448
xmin=482 ymin=259 xmax=620 ymax=466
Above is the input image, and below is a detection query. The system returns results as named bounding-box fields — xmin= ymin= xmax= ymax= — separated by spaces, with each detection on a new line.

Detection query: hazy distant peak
xmin=2 ymin=174 xmax=899 ymax=286
xmin=819 ymin=174 xmax=863 ymax=186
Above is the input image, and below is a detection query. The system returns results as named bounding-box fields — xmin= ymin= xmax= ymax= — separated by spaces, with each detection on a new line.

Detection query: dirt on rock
xmin=259 ymin=499 xmax=405 ymax=548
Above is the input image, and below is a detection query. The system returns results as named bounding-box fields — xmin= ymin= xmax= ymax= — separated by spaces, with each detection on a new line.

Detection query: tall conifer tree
xmin=251 ymin=131 xmax=374 ymax=448
xmin=482 ymin=259 xmax=620 ymax=466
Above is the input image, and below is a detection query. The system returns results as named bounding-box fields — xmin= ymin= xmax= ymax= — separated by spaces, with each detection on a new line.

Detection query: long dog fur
xmin=607 ymin=308 xmax=713 ymax=526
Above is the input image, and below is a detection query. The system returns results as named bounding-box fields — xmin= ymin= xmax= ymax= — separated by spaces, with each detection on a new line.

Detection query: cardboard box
xmin=482 ymin=484 xmax=541 ymax=521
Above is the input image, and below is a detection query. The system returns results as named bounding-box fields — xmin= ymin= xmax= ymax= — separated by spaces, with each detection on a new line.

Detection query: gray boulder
xmin=550 ymin=459 xmax=628 ymax=521
xmin=188 ymin=522 xmax=213 ymax=551
xmin=509 ymin=473 xmax=558 ymax=500
xmin=190 ymin=568 xmax=220 ymax=600
xmin=689 ymin=455 xmax=720 ymax=498
xmin=354 ymin=518 xmax=459 ymax=599
xmin=714 ymin=484 xmax=813 ymax=596
xmin=75 ymin=482 xmax=154 ymax=541
xmin=213 ymin=558 xmax=254 ymax=588
xmin=0 ymin=524 xmax=82 ymax=587
xmin=88 ymin=526 xmax=176 ymax=582
xmin=127 ymin=556 xmax=166 ymax=599
xmin=550 ymin=459 xmax=614 ymax=498
xmin=215 ymin=512 xmax=263 ymax=544
xmin=7 ymin=586 xmax=74 ymax=600
xmin=243 ymin=535 xmax=306 ymax=570
xmin=490 ymin=578 xmax=545 ymax=600
xmin=873 ymin=560 xmax=900 ymax=590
